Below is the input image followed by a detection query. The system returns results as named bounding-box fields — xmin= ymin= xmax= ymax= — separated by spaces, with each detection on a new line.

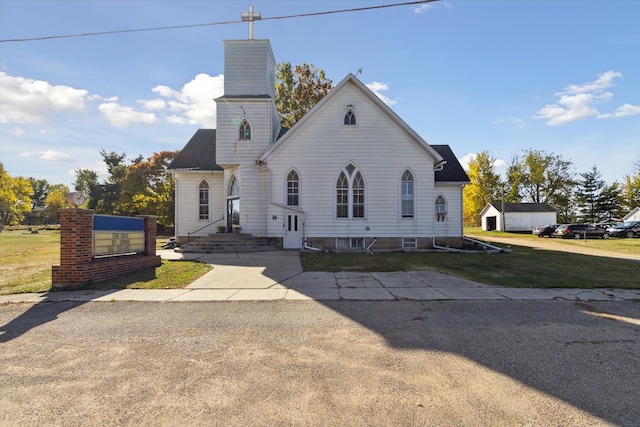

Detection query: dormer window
xmin=239 ymin=119 xmax=251 ymax=140
xmin=343 ymin=109 xmax=357 ymax=126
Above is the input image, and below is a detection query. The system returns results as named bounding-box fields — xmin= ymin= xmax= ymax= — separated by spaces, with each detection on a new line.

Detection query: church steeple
xmin=223 ymin=39 xmax=276 ymax=98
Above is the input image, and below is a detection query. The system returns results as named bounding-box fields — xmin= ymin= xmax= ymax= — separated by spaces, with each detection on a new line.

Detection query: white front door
xmin=284 ymin=213 xmax=301 ymax=249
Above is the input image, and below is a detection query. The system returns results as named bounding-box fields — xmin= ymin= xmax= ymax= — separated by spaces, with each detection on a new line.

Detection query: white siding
xmin=215 ymin=100 xmax=276 ymax=166
xmin=174 ymin=171 xmax=224 ymax=238
xmin=505 ymin=211 xmax=557 ymax=231
xmin=223 ymin=40 xmax=276 ymax=97
xmin=265 ymin=83 xmax=439 ymax=239
xmin=434 ymin=184 xmax=465 ymax=237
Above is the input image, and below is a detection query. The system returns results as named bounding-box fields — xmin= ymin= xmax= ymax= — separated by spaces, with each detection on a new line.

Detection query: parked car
xmin=594 ymin=222 xmax=617 ymax=231
xmin=552 ymin=224 xmax=610 ymax=239
xmin=532 ymin=224 xmax=560 ymax=237
xmin=608 ymin=221 xmax=640 ymax=238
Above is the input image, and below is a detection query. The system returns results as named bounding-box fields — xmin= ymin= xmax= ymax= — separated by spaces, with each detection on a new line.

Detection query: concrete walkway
xmin=2 ymin=250 xmax=639 ymax=304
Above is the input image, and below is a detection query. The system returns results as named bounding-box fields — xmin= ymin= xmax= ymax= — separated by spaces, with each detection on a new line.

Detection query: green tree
xmin=27 ymin=178 xmax=51 ymax=209
xmin=575 ymin=165 xmax=605 ymax=223
xmin=275 ymin=62 xmax=333 ymax=128
xmin=463 ymin=151 xmax=502 ymax=226
xmin=0 ymin=163 xmax=33 ymax=225
xmin=73 ymin=168 xmax=101 ymax=209
xmin=504 ymin=155 xmax=524 ymax=203
xmin=96 ymin=149 xmax=128 ymax=214
xmin=509 ymin=149 xmax=576 ymax=222
xmin=596 ymin=182 xmax=623 ymax=222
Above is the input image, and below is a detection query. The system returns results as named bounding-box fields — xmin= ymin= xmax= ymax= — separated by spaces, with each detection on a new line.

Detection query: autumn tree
xmin=43 ymin=184 xmax=70 ymax=223
xmin=619 ymin=171 xmax=640 ymax=214
xmin=275 ymin=62 xmax=333 ymax=128
xmin=120 ymin=151 xmax=178 ymax=231
xmin=0 ymin=163 xmax=33 ymax=225
xmin=463 ymin=151 xmax=502 ymax=226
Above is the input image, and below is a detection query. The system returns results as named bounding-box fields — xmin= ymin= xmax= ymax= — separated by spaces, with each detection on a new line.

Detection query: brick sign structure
xmin=52 ymin=209 xmax=162 ymax=289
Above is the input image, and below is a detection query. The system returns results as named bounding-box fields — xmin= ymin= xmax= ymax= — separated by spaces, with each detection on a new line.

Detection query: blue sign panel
xmin=93 ymin=215 xmax=144 ymax=231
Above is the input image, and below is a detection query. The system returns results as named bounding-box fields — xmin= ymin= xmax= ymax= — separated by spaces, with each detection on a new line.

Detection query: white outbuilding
xmin=622 ymin=207 xmax=640 ymax=221
xmin=480 ymin=202 xmax=557 ymax=232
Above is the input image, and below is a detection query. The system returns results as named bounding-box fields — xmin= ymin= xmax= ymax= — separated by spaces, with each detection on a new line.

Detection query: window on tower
xmin=239 ymin=119 xmax=252 ymax=140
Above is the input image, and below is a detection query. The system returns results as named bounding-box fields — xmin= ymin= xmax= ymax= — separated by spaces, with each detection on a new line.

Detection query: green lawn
xmin=301 ymin=229 xmax=640 ymax=289
xmin=0 ymin=228 xmax=211 ymax=295
xmin=464 ymin=227 xmax=640 ymax=255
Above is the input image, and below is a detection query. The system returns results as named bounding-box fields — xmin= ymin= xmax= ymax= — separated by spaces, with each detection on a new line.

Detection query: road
xmin=1 ymin=299 xmax=639 ymax=426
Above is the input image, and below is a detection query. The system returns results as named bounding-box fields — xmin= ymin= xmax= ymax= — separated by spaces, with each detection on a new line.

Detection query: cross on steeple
xmin=241 ymin=5 xmax=261 ymax=39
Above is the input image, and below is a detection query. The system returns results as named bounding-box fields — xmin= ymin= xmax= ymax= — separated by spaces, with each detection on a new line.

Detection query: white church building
xmin=168 ymin=31 xmax=469 ymax=251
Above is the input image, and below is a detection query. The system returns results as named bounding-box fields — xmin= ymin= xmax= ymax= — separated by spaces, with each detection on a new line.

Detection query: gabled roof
xmin=167 ymin=129 xmax=222 ymax=172
xmin=260 ymin=73 xmax=445 ymax=164
xmin=622 ymin=207 xmax=640 ymax=221
xmin=483 ymin=202 xmax=557 ymax=214
xmin=432 ymin=145 xmax=470 ymax=183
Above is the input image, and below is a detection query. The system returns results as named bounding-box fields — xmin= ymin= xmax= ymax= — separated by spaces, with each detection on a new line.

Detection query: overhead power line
xmin=0 ymin=0 xmax=439 ymax=43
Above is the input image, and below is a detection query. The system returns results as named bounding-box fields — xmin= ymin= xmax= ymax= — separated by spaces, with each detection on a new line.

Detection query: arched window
xmin=401 ymin=170 xmax=415 ymax=218
xmin=287 ymin=170 xmax=300 ymax=206
xmin=229 ymin=175 xmax=239 ymax=196
xmin=239 ymin=119 xmax=251 ymax=140
xmin=435 ymin=195 xmax=447 ymax=222
xmin=198 ymin=180 xmax=209 ymax=220
xmin=343 ymin=109 xmax=356 ymax=126
xmin=336 ymin=164 xmax=365 ymax=219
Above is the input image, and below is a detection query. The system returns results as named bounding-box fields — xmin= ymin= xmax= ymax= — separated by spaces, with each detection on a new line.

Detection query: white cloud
xmin=39 ymin=150 xmax=73 ymax=162
xmin=19 ymin=150 xmax=73 ymax=162
xmin=140 ymin=98 xmax=167 ymax=111
xmin=597 ymin=103 xmax=640 ymax=119
xmin=413 ymin=4 xmax=433 ymax=13
xmin=0 ymin=72 xmax=88 ymax=124
xmin=534 ymin=70 xmax=633 ymax=126
xmin=12 ymin=127 xmax=25 ymax=137
xmin=491 ymin=117 xmax=524 ymax=128
xmin=366 ymin=81 xmax=397 ymax=106
xmin=148 ymin=73 xmax=223 ymax=127
xmin=98 ymin=102 xmax=157 ymax=128
xmin=459 ymin=152 xmax=507 ymax=171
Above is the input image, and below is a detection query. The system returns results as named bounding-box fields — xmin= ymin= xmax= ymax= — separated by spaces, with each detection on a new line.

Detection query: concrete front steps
xmin=176 ymin=233 xmax=278 ymax=253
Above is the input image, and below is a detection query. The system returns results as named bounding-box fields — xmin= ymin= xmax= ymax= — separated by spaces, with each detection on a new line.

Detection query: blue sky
xmin=1 ymin=0 xmax=639 ymax=188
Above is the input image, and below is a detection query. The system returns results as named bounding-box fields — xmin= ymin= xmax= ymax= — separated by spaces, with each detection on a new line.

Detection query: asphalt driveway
xmin=1 ymin=299 xmax=639 ymax=426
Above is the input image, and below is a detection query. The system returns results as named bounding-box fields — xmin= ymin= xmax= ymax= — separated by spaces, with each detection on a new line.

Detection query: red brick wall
xmin=52 ymin=209 xmax=161 ymax=289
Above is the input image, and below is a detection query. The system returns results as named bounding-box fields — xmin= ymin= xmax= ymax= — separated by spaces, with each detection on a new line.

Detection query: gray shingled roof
xmin=489 ymin=202 xmax=556 ymax=213
xmin=432 ymin=145 xmax=470 ymax=183
xmin=167 ymin=129 xmax=222 ymax=171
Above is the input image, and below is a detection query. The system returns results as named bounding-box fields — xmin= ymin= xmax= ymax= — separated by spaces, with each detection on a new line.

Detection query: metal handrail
xmin=187 ymin=217 xmax=224 ymax=243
